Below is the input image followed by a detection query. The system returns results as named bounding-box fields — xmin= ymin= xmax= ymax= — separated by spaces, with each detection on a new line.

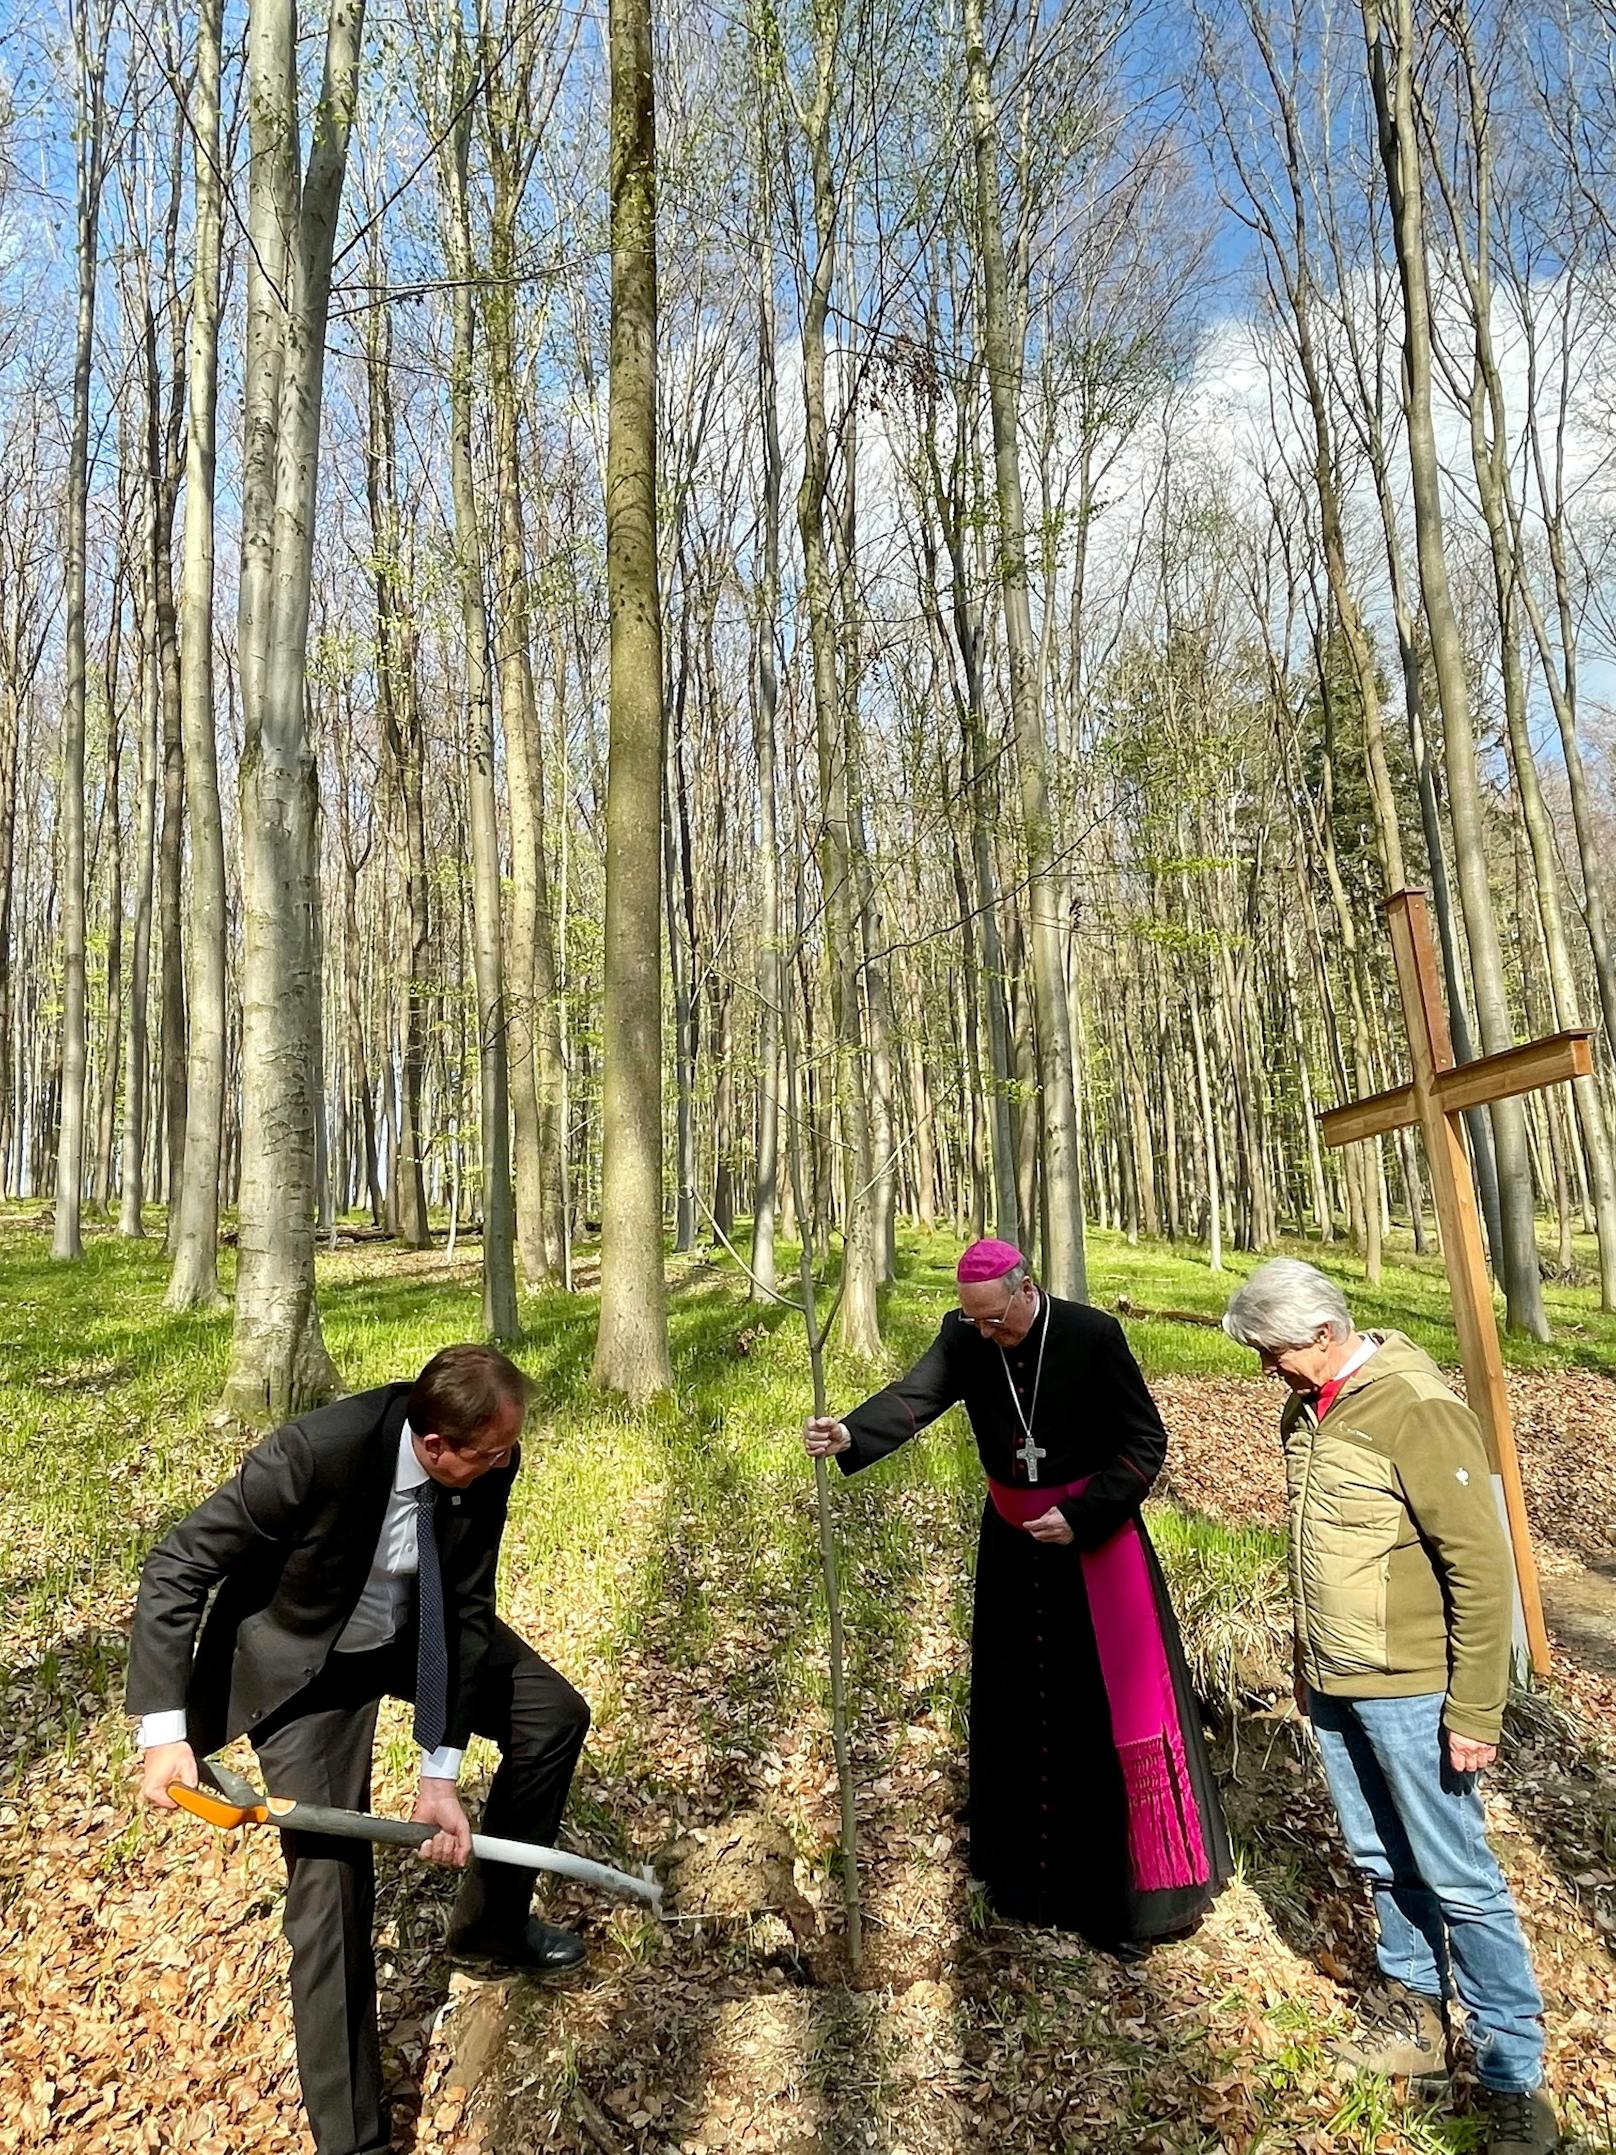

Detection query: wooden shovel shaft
xmin=263 ymin=1795 xmax=435 ymax=1849
xmin=172 ymin=1778 xmax=663 ymax=1910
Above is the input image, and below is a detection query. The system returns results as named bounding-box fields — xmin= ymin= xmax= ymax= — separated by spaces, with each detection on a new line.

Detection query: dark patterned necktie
xmin=412 ymin=1483 xmax=449 ymax=1752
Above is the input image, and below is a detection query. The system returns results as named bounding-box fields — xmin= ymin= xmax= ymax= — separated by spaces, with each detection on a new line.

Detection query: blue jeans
xmin=1308 ymin=1688 xmax=1544 ymax=2093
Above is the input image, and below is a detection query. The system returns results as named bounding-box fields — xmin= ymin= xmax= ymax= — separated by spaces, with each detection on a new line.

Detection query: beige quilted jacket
xmin=1279 ymin=1332 xmax=1513 ymax=1743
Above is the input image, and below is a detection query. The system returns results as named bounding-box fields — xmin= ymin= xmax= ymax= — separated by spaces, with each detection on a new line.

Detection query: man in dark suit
xmin=128 ymin=1344 xmax=591 ymax=2155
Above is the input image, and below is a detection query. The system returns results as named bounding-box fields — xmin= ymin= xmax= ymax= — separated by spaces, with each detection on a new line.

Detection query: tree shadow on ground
xmin=1493 ymin=1683 xmax=1616 ymax=1973
xmin=1216 ymin=1692 xmax=1616 ymax=2150
xmin=0 ymin=1624 xmax=133 ymax=1792
xmin=1540 ymin=1565 xmax=1616 ymax=1682
xmin=449 ymin=1254 xmax=982 ymax=2153
xmin=1215 ymin=1704 xmax=1382 ymax=1990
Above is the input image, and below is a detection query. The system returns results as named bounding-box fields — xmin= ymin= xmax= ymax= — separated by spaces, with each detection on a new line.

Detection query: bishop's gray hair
xmin=1221 ymin=1259 xmax=1353 ymax=1352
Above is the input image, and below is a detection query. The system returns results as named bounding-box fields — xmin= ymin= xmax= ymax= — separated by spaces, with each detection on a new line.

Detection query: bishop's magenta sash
xmin=987 ymin=1474 xmax=1211 ymax=1895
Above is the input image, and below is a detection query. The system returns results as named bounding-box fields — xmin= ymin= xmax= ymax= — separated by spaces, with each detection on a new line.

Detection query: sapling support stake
xmin=779 ymin=951 xmax=863 ymax=1973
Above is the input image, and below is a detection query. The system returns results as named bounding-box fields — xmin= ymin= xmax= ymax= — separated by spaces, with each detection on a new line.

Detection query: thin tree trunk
xmin=947 ymin=821 xmax=991 ymax=1237
xmin=665 ymin=622 xmax=697 ymax=1254
xmin=1361 ymin=0 xmax=1547 ymax=1336
xmin=364 ymin=268 xmax=430 ymax=1249
xmin=1342 ymin=263 xmax=1506 ymax=1274
xmin=793 ymin=0 xmax=880 ymax=1356
xmin=92 ymin=660 xmax=124 ymax=1214
xmin=340 ymin=802 xmax=383 ymax=1224
xmin=441 ymin=50 xmax=517 ymax=1338
xmin=924 ymin=408 xmax=1020 ymax=1246
xmin=53 ymin=0 xmax=106 ymax=1262
xmin=712 ymin=986 xmax=736 ymax=1239
xmin=167 ymin=0 xmax=228 ymax=1308
xmin=153 ymin=406 xmax=187 ymax=1230
xmin=963 ymin=0 xmax=1084 ymax=1293
xmin=1187 ymin=970 xmax=1223 ymax=1271
xmin=834 ymin=391 xmax=897 ymax=1282
xmin=121 ymin=553 xmax=159 ymax=1238
xmin=749 ymin=105 xmax=782 ymax=1300
xmin=1514 ymin=323 xmax=1616 ymax=1063
xmin=481 ymin=84 xmax=566 ymax=1284
xmin=0 ymin=667 xmax=24 ymax=1185
xmin=1434 ymin=28 xmax=1616 ymax=1313
xmin=1231 ymin=4 xmax=1407 ymax=893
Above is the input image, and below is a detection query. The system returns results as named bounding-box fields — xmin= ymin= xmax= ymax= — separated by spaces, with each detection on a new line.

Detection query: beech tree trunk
xmin=963 ymin=0 xmax=1085 ymax=1294
xmin=121 ymin=542 xmax=159 ymax=1237
xmin=793 ymin=0 xmax=882 ymax=1355
xmin=593 ymin=0 xmax=671 ymax=1401
xmin=166 ymin=0 xmax=228 ymax=1309
xmin=1361 ymin=0 xmax=1547 ymax=1337
xmin=363 ymin=273 xmax=430 ymax=1248
xmin=224 ymin=0 xmax=361 ymax=1419
xmin=481 ymin=42 xmax=568 ymax=1283
xmin=749 ymin=78 xmax=783 ymax=1301
xmin=53 ymin=0 xmax=106 ymax=1262
xmin=91 ymin=620 xmax=123 ymax=1215
xmin=440 ymin=49 xmax=518 ymax=1340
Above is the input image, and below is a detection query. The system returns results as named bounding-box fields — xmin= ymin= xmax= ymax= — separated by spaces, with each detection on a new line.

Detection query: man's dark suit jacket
xmin=125 ymin=1383 xmax=518 ymax=1760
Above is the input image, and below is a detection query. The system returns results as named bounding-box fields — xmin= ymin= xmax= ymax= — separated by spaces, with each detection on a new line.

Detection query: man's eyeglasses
xmin=958 ymin=1298 xmax=1019 ymax=1334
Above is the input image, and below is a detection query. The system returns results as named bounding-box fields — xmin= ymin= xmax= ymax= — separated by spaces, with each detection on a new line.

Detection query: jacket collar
xmin=359 ymin=1383 xmax=415 ymax=1525
xmin=1282 ymin=1329 xmax=1430 ymax=1431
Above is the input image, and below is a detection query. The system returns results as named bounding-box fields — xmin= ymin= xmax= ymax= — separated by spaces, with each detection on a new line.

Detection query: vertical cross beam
xmin=1380 ymin=894 xmax=1549 ymax=1678
xmin=1319 ymin=892 xmax=1593 ymax=1682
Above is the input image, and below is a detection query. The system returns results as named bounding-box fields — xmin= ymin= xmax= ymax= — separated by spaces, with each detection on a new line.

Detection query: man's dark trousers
xmin=252 ymin=1620 xmax=589 ymax=2155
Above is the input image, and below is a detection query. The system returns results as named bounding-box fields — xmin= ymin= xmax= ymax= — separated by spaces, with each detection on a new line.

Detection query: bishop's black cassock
xmin=838 ymin=1292 xmax=1229 ymax=1948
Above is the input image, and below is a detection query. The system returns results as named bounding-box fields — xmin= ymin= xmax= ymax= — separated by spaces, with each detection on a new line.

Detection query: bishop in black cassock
xmin=805 ymin=1240 xmax=1228 ymax=1952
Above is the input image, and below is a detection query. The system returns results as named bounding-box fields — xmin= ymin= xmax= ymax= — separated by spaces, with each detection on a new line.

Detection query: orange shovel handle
xmin=170 ymin=1782 xmax=269 ymax=1829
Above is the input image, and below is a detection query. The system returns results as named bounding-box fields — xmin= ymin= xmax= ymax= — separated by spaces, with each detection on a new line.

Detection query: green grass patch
xmin=1148 ymin=1505 xmax=1291 ymax=1714
xmin=5 ymin=1208 xmax=1613 ymax=1783
xmin=1076 ymin=1223 xmax=1616 ymax=1378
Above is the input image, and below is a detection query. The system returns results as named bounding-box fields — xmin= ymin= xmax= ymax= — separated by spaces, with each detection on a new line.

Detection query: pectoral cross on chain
xmin=1000 ymin=1294 xmax=1051 ymax=1487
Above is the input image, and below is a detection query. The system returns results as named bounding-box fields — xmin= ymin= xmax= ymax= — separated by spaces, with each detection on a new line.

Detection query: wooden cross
xmin=1319 ymin=889 xmax=1594 ymax=1679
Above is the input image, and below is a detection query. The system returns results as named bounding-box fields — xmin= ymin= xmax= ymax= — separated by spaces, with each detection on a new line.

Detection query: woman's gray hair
xmin=1221 ymin=1258 xmax=1353 ymax=1352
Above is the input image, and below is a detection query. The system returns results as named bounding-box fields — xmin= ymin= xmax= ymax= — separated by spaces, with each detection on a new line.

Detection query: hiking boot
xmin=1479 ymin=2088 xmax=1559 ymax=2153
xmin=1332 ymin=1979 xmax=1449 ymax=2081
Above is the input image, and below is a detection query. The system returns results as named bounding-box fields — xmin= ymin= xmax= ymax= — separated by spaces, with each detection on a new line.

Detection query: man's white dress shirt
xmin=1327 ymin=1334 xmax=1380 ymax=1390
xmin=138 ymin=1421 xmax=464 ymax=1780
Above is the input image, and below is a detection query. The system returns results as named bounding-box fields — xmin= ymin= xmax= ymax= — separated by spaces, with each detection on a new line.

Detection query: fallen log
xmin=1113 ymin=1295 xmax=1224 ymax=1330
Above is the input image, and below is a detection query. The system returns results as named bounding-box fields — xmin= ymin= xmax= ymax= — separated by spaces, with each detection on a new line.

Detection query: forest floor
xmin=5 ymin=1213 xmax=1616 ymax=2154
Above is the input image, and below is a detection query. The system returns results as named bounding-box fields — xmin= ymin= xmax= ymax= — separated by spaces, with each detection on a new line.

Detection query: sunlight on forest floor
xmin=3 ymin=1210 xmax=1616 ymax=2152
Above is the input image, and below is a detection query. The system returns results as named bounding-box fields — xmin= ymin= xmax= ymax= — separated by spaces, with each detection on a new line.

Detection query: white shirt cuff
xmin=138 ymin=1710 xmax=189 ymax=1749
xmin=419 ymin=1745 xmax=464 ymax=1782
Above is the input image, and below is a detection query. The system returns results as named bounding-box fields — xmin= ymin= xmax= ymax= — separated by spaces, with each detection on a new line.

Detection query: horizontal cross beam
xmin=1435 ymin=1031 xmax=1594 ymax=1117
xmin=1319 ymin=1081 xmax=1417 ymax=1148
xmin=1320 ymin=1030 xmax=1593 ymax=1150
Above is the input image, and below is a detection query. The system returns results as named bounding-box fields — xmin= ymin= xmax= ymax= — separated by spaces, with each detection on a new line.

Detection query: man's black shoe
xmin=447 ymin=1918 xmax=587 ymax=1975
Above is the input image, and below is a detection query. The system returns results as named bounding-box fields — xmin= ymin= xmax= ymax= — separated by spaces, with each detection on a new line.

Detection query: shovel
xmin=170 ymin=1760 xmax=663 ymax=1913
